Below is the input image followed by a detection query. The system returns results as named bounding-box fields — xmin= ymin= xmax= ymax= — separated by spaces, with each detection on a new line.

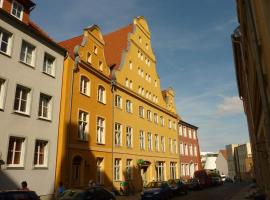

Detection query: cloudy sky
xmin=31 ymin=0 xmax=249 ymax=152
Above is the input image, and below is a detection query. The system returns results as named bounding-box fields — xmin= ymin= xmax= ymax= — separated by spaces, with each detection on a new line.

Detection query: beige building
xmin=226 ymin=144 xmax=239 ymax=179
xmin=235 ymin=143 xmax=253 ymax=180
xmin=232 ymin=0 xmax=270 ymax=197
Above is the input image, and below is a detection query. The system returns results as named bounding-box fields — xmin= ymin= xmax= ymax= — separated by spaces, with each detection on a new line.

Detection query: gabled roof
xmin=58 ymin=35 xmax=83 ymax=59
xmin=104 ymin=24 xmax=133 ymax=69
xmin=219 ymin=150 xmax=228 ymax=160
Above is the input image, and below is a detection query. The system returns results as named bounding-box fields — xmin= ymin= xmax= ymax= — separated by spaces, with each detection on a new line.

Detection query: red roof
xmin=220 ymin=150 xmax=228 ymax=160
xmin=104 ymin=24 xmax=133 ymax=68
xmin=58 ymin=35 xmax=83 ymax=59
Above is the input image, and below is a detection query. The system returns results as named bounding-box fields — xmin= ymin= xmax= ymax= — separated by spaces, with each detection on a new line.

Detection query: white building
xmin=216 ymin=150 xmax=228 ymax=176
xmin=226 ymin=144 xmax=239 ymax=179
xmin=0 ymin=0 xmax=65 ymax=198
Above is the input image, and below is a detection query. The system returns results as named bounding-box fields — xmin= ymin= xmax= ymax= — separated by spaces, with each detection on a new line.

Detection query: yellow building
xmin=104 ymin=16 xmax=180 ymax=191
xmin=56 ymin=17 xmax=180 ymax=192
xmin=56 ymin=25 xmax=113 ymax=189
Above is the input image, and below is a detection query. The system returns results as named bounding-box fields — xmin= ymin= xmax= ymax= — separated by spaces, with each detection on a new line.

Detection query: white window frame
xmin=97 ymin=85 xmax=106 ymax=104
xmin=11 ymin=0 xmax=24 ymax=20
xmin=181 ymin=164 xmax=186 ymax=176
xmin=183 ymin=126 xmax=187 ymax=137
xmin=114 ymin=123 xmax=122 ymax=146
xmin=161 ymin=136 xmax=165 ymax=152
xmin=38 ymin=93 xmax=52 ymax=120
xmin=156 ymin=161 xmax=165 ymax=181
xmin=97 ymin=117 xmax=105 ymax=144
xmin=188 ymin=129 xmax=192 ymax=138
xmin=114 ymin=158 xmax=121 ymax=181
xmin=0 ymin=0 xmax=3 ymax=8
xmin=139 ymin=106 xmax=144 ymax=118
xmin=6 ymin=136 xmax=25 ymax=167
xmin=148 ymin=132 xmax=152 ymax=151
xmin=173 ymin=139 xmax=177 ymax=153
xmin=154 ymin=134 xmax=159 ymax=151
xmin=126 ymin=126 xmax=133 ymax=148
xmin=0 ymin=78 xmax=7 ymax=110
xmin=139 ymin=130 xmax=145 ymax=150
xmin=115 ymin=95 xmax=122 ymax=108
xmin=194 ymin=145 xmax=198 ymax=156
xmin=185 ymin=144 xmax=188 ymax=156
xmin=80 ymin=76 xmax=90 ymax=96
xmin=190 ymin=145 xmax=193 ymax=156
xmin=168 ymin=120 xmax=172 ymax=129
xmin=43 ymin=53 xmax=55 ymax=77
xmin=147 ymin=110 xmax=152 ymax=121
xmin=126 ymin=100 xmax=133 ymax=113
xmin=13 ymin=84 xmax=31 ymax=115
xmin=78 ymin=110 xmax=89 ymax=141
xmin=160 ymin=116 xmax=164 ymax=126
xmin=126 ymin=159 xmax=132 ymax=180
xmin=153 ymin=113 xmax=158 ymax=124
xmin=193 ymin=130 xmax=197 ymax=139
xmin=170 ymin=162 xmax=177 ymax=179
xmin=0 ymin=28 xmax=12 ymax=55
xmin=20 ymin=40 xmax=36 ymax=66
xmin=129 ymin=61 xmax=133 ymax=70
xmin=34 ymin=140 xmax=48 ymax=168
xmin=179 ymin=125 xmax=182 ymax=136
xmin=169 ymin=138 xmax=172 ymax=153
xmin=96 ymin=157 xmax=104 ymax=184
xmin=180 ymin=143 xmax=184 ymax=155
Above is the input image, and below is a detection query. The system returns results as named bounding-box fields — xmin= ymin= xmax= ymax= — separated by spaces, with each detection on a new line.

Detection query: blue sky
xmin=31 ymin=0 xmax=249 ymax=152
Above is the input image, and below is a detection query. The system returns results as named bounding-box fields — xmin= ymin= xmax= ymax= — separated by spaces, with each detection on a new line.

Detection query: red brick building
xmin=179 ymin=120 xmax=202 ymax=179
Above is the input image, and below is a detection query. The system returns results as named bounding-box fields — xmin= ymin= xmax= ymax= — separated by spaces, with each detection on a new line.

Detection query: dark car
xmin=211 ymin=176 xmax=223 ymax=186
xmin=141 ymin=181 xmax=172 ymax=200
xmin=0 ymin=190 xmax=40 ymax=200
xmin=187 ymin=178 xmax=202 ymax=190
xmin=59 ymin=186 xmax=115 ymax=200
xmin=167 ymin=179 xmax=188 ymax=195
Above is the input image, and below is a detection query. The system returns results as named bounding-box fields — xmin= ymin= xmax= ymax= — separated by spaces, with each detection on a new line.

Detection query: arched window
xmin=97 ymin=85 xmax=106 ymax=103
xmin=80 ymin=76 xmax=90 ymax=96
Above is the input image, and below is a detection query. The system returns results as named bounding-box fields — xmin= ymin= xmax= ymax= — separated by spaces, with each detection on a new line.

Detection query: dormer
xmin=1 ymin=0 xmax=35 ymax=24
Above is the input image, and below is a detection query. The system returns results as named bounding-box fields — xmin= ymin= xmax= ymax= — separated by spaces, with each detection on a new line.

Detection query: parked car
xmin=211 ymin=176 xmax=223 ymax=186
xmin=225 ymin=177 xmax=234 ymax=183
xmin=141 ymin=181 xmax=172 ymax=200
xmin=194 ymin=170 xmax=212 ymax=188
xmin=0 ymin=190 xmax=40 ymax=200
xmin=59 ymin=186 xmax=115 ymax=200
xmin=167 ymin=179 xmax=188 ymax=195
xmin=187 ymin=178 xmax=202 ymax=190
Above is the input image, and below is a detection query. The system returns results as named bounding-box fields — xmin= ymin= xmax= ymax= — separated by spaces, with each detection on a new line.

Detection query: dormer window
xmin=11 ymin=1 xmax=24 ymax=21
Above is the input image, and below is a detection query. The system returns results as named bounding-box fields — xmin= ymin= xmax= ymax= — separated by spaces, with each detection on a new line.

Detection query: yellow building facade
xmin=105 ymin=17 xmax=180 ymax=191
xmin=56 ymin=17 xmax=180 ymax=192
xmin=56 ymin=25 xmax=113 ymax=189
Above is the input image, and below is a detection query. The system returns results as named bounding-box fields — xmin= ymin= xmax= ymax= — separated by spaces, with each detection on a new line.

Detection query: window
xmin=169 ymin=138 xmax=172 ymax=153
xmin=139 ymin=106 xmax=144 ymax=118
xmin=34 ymin=140 xmax=48 ymax=167
xmin=7 ymin=136 xmax=25 ymax=166
xmin=94 ymin=45 xmax=98 ymax=54
xmin=193 ymin=130 xmax=197 ymax=139
xmin=181 ymin=164 xmax=186 ymax=176
xmin=194 ymin=146 xmax=198 ymax=156
xmin=147 ymin=132 xmax=152 ymax=151
xmin=114 ymin=123 xmax=122 ymax=146
xmin=189 ymin=145 xmax=193 ymax=156
xmin=139 ymin=130 xmax=145 ymax=149
xmin=0 ymin=78 xmax=7 ymax=110
xmin=173 ymin=139 xmax=177 ymax=153
xmin=125 ymin=78 xmax=129 ymax=88
xmin=188 ymin=129 xmax=192 ymax=138
xmin=156 ymin=161 xmax=165 ymax=181
xmin=38 ymin=93 xmax=52 ymax=120
xmin=97 ymin=117 xmax=105 ymax=144
xmin=80 ymin=76 xmax=90 ymax=96
xmin=186 ymin=164 xmax=189 ymax=176
xmin=173 ymin=122 xmax=176 ymax=130
xmin=161 ymin=136 xmax=165 ymax=152
xmin=183 ymin=126 xmax=187 ymax=137
xmin=96 ymin=158 xmax=104 ymax=184
xmin=170 ymin=162 xmax=177 ymax=179
xmin=14 ymin=84 xmax=31 ymax=114
xmin=129 ymin=80 xmax=133 ymax=89
xmin=168 ymin=120 xmax=172 ymax=129
xmin=154 ymin=134 xmax=159 ymax=151
xmin=185 ymin=144 xmax=188 ymax=156
xmin=43 ymin=53 xmax=55 ymax=76
xmin=138 ymin=86 xmax=141 ymax=94
xmin=126 ymin=126 xmax=132 ymax=148
xmin=0 ymin=28 xmax=12 ymax=55
xmin=87 ymin=52 xmax=92 ymax=63
xmin=160 ymin=116 xmax=164 ymax=126
xmin=138 ymin=67 xmax=141 ymax=75
xmin=20 ymin=41 xmax=35 ymax=66
xmin=179 ymin=125 xmax=182 ymax=136
xmin=126 ymin=159 xmax=132 ymax=180
xmin=78 ymin=110 xmax=88 ymax=141
xmin=141 ymin=88 xmax=144 ymax=96
xmin=114 ymin=95 xmax=122 ymax=108
xmin=129 ymin=61 xmax=132 ymax=70
xmin=114 ymin=159 xmax=121 ymax=181
xmin=99 ymin=61 xmax=103 ymax=71
xmin=0 ymin=0 xmax=3 ymax=8
xmin=126 ymin=100 xmax=133 ymax=113
xmin=11 ymin=1 xmax=23 ymax=20
xmin=153 ymin=113 xmax=158 ymax=124
xmin=146 ymin=43 xmax=149 ymax=50
xmin=147 ymin=110 xmax=152 ymax=121
xmin=97 ymin=85 xmax=106 ymax=103
xmin=180 ymin=143 xmax=184 ymax=155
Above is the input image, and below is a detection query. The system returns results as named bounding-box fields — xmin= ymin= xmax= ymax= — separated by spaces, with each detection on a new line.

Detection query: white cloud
xmin=217 ymin=96 xmax=244 ymax=115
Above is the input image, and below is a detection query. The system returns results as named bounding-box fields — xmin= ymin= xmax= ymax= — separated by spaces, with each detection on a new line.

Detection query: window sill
xmin=97 ymin=101 xmax=106 ymax=105
xmin=80 ymin=92 xmax=90 ymax=98
xmin=19 ymin=60 xmax=35 ymax=69
xmin=97 ymin=142 xmax=105 ymax=145
xmin=6 ymin=165 xmax=24 ymax=169
xmin=33 ymin=166 xmax=48 ymax=170
xmin=114 ymin=144 xmax=122 ymax=147
xmin=77 ymin=139 xmax=89 ymax=142
xmin=13 ymin=111 xmax=30 ymax=117
xmin=38 ymin=116 xmax=52 ymax=122
xmin=42 ymin=71 xmax=56 ymax=78
xmin=0 ymin=51 xmax=11 ymax=58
